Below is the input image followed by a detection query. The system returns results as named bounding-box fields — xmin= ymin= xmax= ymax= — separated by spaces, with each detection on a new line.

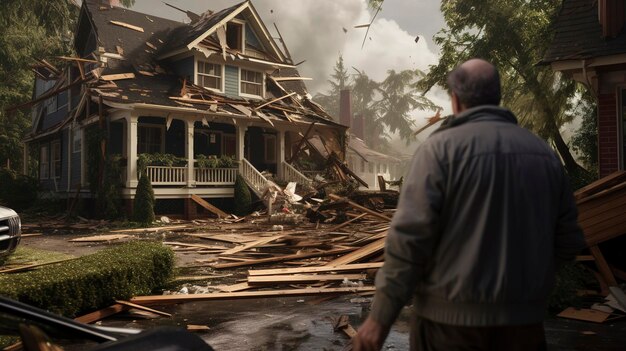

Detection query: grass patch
xmin=2 ymin=247 xmax=74 ymax=267
xmin=0 ymin=241 xmax=174 ymax=317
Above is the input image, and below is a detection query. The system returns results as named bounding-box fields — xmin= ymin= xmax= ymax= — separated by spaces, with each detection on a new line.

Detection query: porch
xmin=108 ymin=113 xmax=314 ymax=199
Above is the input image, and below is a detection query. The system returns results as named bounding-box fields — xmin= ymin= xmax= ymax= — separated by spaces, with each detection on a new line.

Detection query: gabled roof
xmin=82 ymin=0 xmax=185 ymax=68
xmin=543 ymin=0 xmax=626 ymax=63
xmin=158 ymin=1 xmax=286 ymax=62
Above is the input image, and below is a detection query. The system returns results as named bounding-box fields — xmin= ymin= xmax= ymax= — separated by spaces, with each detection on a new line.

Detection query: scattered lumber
xmin=130 ymin=286 xmax=376 ymax=305
xmin=69 ymin=234 xmax=129 ymax=242
xmin=115 ymin=300 xmax=172 ymax=317
xmin=163 ymin=241 xmax=229 ymax=251
xmin=109 ymin=20 xmax=144 ymax=32
xmin=248 ymin=262 xmax=383 ymax=276
xmin=187 ymin=325 xmax=211 ymax=332
xmin=328 ymin=194 xmax=391 ymax=222
xmin=74 ymin=304 xmax=128 ymax=324
xmin=326 ymin=238 xmax=386 ymax=267
xmin=333 ymin=315 xmax=357 ymax=338
xmin=110 ymin=225 xmax=189 ymax=233
xmin=248 ymin=273 xmax=366 ymax=285
xmin=191 ymin=194 xmax=229 ymax=218
xmin=211 ymin=248 xmax=355 ymax=269
xmin=219 ymin=235 xmax=284 ymax=256
xmin=557 ymin=307 xmax=622 ymax=323
xmin=101 ymin=73 xmax=135 ymax=81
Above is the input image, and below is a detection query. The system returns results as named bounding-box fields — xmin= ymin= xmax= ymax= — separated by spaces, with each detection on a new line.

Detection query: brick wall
xmin=598 ymin=93 xmax=620 ymax=177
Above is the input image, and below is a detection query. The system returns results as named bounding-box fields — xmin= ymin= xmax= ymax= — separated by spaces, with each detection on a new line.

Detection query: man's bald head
xmin=447 ymin=59 xmax=501 ymax=109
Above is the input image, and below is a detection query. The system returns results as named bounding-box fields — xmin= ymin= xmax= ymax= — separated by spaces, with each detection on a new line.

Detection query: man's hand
xmin=352 ymin=317 xmax=390 ymax=351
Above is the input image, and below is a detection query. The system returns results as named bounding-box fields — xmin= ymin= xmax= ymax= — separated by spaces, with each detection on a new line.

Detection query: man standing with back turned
xmin=353 ymin=59 xmax=585 ymax=351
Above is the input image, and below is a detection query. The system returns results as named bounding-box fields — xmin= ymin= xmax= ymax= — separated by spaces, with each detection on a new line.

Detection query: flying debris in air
xmin=270 ymin=9 xmax=274 ymax=14
xmin=415 ymin=35 xmax=420 ymax=43
xmin=342 ymin=27 xmax=348 ymax=33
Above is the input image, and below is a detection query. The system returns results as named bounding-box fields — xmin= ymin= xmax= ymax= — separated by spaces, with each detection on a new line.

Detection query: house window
xmin=51 ymin=141 xmax=61 ymax=179
xmin=138 ymin=125 xmax=163 ymax=154
xmin=227 ymin=22 xmax=243 ymax=51
xmin=264 ymin=134 xmax=276 ymax=163
xmin=40 ymin=145 xmax=49 ymax=179
xmin=73 ymin=129 xmax=82 ymax=153
xmin=241 ymin=69 xmax=263 ymax=97
xmin=197 ymin=61 xmax=222 ymax=91
xmin=45 ymin=96 xmax=57 ymax=113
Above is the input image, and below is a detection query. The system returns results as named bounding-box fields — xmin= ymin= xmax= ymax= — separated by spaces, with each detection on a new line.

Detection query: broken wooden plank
xmin=248 ymin=274 xmax=366 ymax=285
xmin=74 ymin=304 xmax=128 ymax=324
xmin=272 ymin=76 xmax=313 ymax=81
xmin=255 ymin=92 xmax=297 ymax=110
xmin=328 ymin=194 xmax=391 ymax=222
xmin=110 ymin=225 xmax=189 ymax=233
xmin=100 ymin=72 xmax=135 ymax=81
xmin=248 ymin=262 xmax=384 ymax=276
xmin=329 ymin=213 xmax=367 ymax=232
xmin=163 ymin=241 xmax=229 ymax=250
xmin=191 ymin=194 xmax=229 ymax=218
xmin=211 ymin=248 xmax=355 ymax=269
xmin=56 ymin=56 xmax=99 ymax=63
xmin=130 ymin=286 xmax=376 ymax=305
xmin=187 ymin=325 xmax=211 ymax=332
xmin=557 ymin=307 xmax=613 ymax=323
xmin=109 ymin=20 xmax=144 ymax=32
xmin=590 ymin=245 xmax=618 ymax=286
xmin=69 ymin=234 xmax=129 ymax=242
xmin=219 ymin=235 xmax=284 ymax=256
xmin=115 ymin=300 xmax=172 ymax=317
xmin=326 ymin=238 xmax=386 ymax=267
xmin=172 ymin=274 xmax=232 ymax=282
xmin=214 ymin=282 xmax=251 ymax=292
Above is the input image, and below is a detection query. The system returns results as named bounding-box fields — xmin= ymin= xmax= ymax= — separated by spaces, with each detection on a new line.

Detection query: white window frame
xmin=137 ymin=124 xmax=165 ymax=154
xmin=227 ymin=19 xmax=246 ymax=54
xmin=51 ymin=141 xmax=61 ymax=179
xmin=40 ymin=145 xmax=49 ymax=180
xmin=196 ymin=60 xmax=225 ymax=93
xmin=239 ymin=68 xmax=265 ymax=99
xmin=72 ymin=128 xmax=82 ymax=153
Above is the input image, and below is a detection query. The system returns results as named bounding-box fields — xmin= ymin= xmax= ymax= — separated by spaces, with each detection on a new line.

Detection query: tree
xmin=234 ymin=175 xmax=252 ymax=216
xmin=570 ymin=93 xmax=598 ymax=174
xmin=352 ymin=69 xmax=389 ymax=150
xmin=133 ymin=172 xmax=155 ymax=226
xmin=421 ymin=0 xmax=588 ymax=176
xmin=314 ymin=55 xmax=351 ymax=120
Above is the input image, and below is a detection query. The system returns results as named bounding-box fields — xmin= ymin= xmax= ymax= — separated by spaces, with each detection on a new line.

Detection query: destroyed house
xmin=22 ymin=0 xmax=347 ymax=217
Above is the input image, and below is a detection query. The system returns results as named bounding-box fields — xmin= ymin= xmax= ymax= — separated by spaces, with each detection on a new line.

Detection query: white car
xmin=0 ymin=205 xmax=21 ymax=259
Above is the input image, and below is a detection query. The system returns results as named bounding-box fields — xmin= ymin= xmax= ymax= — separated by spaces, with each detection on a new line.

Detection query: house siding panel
xmin=225 ymin=65 xmax=239 ymax=98
xmin=598 ymin=93 xmax=619 ymax=177
xmin=42 ymin=105 xmax=68 ymax=131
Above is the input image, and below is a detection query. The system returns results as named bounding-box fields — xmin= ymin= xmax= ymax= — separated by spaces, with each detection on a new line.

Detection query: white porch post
xmin=186 ymin=119 xmax=195 ymax=187
xmin=235 ymin=124 xmax=247 ymax=161
xmin=126 ymin=114 xmax=138 ymax=188
xmin=276 ymin=129 xmax=285 ymax=180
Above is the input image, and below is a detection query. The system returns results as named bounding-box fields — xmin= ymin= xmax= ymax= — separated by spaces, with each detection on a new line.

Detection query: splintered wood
xmin=131 ymin=194 xmax=395 ymax=306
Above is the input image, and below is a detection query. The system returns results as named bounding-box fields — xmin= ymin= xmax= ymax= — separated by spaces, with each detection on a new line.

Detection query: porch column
xmin=22 ymin=143 xmax=29 ymax=175
xmin=126 ymin=114 xmax=138 ymax=188
xmin=235 ymin=124 xmax=247 ymax=161
xmin=276 ymin=129 xmax=286 ymax=180
xmin=186 ymin=119 xmax=195 ymax=187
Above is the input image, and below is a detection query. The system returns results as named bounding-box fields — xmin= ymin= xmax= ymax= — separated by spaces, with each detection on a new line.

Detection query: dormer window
xmin=240 ymin=69 xmax=263 ymax=97
xmin=197 ymin=61 xmax=223 ymax=91
xmin=227 ymin=22 xmax=243 ymax=51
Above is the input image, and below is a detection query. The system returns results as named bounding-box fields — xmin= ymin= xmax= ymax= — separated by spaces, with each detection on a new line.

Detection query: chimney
xmin=353 ymin=114 xmax=365 ymax=140
xmin=339 ymin=89 xmax=352 ymax=128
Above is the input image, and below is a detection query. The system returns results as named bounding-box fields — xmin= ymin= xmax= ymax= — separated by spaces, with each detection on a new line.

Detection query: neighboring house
xmin=22 ymin=0 xmax=346 ymax=217
xmin=543 ymin=0 xmax=626 ymax=177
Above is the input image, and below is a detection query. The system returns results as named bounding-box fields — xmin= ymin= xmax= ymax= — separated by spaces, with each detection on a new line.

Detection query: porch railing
xmin=239 ymin=158 xmax=268 ymax=196
xmin=195 ymin=167 xmax=238 ymax=185
xmin=147 ymin=166 xmax=186 ymax=185
xmin=281 ymin=161 xmax=313 ymax=186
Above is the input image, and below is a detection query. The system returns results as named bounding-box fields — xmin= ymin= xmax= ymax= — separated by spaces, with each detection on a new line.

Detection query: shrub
xmin=133 ymin=172 xmax=155 ymax=226
xmin=196 ymin=154 xmax=219 ymax=168
xmin=233 ymin=174 xmax=251 ymax=216
xmin=137 ymin=153 xmax=186 ymax=175
xmin=0 ymin=241 xmax=174 ymax=317
xmin=0 ymin=168 xmax=38 ymax=211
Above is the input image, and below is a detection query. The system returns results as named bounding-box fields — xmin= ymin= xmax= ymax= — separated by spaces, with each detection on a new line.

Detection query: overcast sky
xmin=130 ymin=1 xmax=451 ymax=134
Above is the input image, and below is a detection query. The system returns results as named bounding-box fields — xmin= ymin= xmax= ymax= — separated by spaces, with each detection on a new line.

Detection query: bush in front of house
xmin=234 ymin=174 xmax=251 ymax=216
xmin=0 ymin=241 xmax=174 ymax=317
xmin=133 ymin=172 xmax=155 ymax=226
xmin=0 ymin=168 xmax=38 ymax=211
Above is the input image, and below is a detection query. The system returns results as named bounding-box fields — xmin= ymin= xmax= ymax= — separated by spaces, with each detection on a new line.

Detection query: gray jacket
xmin=370 ymin=105 xmax=585 ymax=327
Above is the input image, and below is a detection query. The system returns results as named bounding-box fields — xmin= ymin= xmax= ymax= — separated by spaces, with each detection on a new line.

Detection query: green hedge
xmin=0 ymin=241 xmax=174 ymax=317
